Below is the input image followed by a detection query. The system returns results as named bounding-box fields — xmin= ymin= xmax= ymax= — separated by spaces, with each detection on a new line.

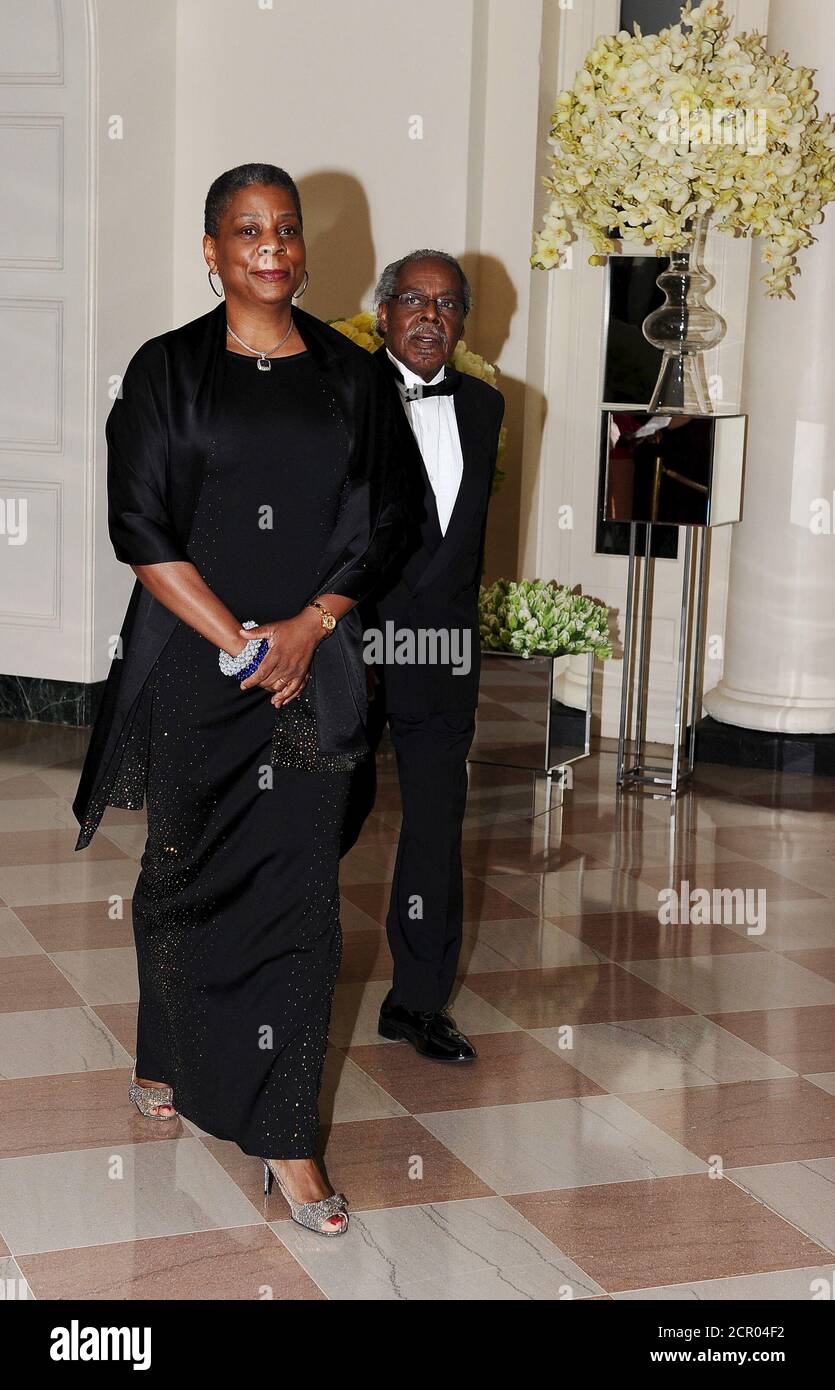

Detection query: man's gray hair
xmin=373 ymin=250 xmax=472 ymax=331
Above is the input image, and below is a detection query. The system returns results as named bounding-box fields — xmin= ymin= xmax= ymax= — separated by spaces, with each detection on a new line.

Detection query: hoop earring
xmin=207 ymin=269 xmax=224 ymax=298
xmin=293 ymin=269 xmax=309 ymax=299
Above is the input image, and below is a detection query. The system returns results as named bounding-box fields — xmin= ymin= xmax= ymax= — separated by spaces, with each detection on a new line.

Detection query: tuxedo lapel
xmin=410 ymin=381 xmax=492 ymax=594
xmin=373 ymin=348 xmax=443 ymax=555
xmin=402 ymin=412 xmax=444 ymax=550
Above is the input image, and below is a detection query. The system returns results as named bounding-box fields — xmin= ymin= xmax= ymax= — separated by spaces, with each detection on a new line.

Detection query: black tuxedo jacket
xmin=368 ymin=344 xmax=504 ymax=715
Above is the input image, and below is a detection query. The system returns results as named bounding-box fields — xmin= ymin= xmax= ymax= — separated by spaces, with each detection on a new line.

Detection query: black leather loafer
xmin=378 ymin=994 xmax=477 ymax=1061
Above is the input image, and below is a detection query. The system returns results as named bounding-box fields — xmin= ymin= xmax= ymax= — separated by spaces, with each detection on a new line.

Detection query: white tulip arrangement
xmin=480 ymin=580 xmax=613 ymax=661
xmin=532 ymin=0 xmax=835 ymax=297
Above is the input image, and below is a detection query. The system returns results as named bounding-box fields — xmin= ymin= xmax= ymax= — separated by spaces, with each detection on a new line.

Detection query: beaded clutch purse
xmin=271 ymin=684 xmax=364 ymax=772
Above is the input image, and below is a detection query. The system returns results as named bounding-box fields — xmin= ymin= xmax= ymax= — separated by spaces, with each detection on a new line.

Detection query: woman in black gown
xmin=74 ymin=164 xmax=402 ymax=1235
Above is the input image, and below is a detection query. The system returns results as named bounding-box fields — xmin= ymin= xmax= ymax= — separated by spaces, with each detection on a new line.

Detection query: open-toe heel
xmin=128 ymin=1061 xmax=177 ymax=1120
xmin=263 ymin=1159 xmax=349 ymax=1236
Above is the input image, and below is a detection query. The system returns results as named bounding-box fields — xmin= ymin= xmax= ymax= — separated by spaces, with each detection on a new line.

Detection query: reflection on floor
xmin=1 ymin=715 xmax=834 ymax=1301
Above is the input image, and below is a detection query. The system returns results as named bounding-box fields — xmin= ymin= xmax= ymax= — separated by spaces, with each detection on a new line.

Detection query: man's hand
xmin=238 ymin=608 xmax=324 ymax=707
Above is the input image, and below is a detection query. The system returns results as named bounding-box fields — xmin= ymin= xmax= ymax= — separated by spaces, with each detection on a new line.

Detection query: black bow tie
xmin=386 ymin=355 xmax=461 ymax=401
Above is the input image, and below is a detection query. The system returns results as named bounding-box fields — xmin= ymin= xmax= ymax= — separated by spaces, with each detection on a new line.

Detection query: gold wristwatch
xmin=308 ymin=599 xmax=337 ymax=636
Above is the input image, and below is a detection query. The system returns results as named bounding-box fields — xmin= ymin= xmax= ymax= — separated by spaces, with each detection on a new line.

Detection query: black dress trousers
xmin=385 ymin=709 xmax=476 ymax=1013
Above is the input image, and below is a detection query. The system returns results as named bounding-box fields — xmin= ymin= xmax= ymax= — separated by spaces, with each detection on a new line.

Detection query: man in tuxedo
xmin=365 ymin=249 xmax=505 ymax=1061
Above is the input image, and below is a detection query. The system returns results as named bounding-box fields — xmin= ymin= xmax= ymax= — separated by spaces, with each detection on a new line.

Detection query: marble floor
xmin=1 ymin=712 xmax=835 ymax=1302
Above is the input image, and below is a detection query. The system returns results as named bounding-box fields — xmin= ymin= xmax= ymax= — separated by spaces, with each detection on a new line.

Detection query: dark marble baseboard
xmin=5 ymin=675 xmax=832 ymax=777
xmin=694 ymin=715 xmax=835 ymax=777
xmin=0 ymin=673 xmax=105 ymax=728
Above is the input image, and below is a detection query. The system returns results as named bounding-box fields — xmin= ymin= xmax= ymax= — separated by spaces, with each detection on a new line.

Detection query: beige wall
xmin=172 ymin=0 xmax=478 ymax=324
xmin=171 ymin=0 xmax=544 ymax=582
xmin=91 ymin=0 xmax=176 ymax=680
xmin=464 ymin=0 xmax=545 ymax=582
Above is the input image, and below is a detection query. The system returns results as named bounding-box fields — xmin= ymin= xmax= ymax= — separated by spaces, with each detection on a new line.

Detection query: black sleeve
xmin=483 ymin=389 xmax=505 ymax=496
xmin=477 ymin=390 xmax=506 ymax=575
xmin=106 ymin=342 xmax=190 ymax=566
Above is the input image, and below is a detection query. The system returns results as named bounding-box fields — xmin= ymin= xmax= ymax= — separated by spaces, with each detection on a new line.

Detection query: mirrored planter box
xmin=470 ymin=650 xmax=594 ymax=776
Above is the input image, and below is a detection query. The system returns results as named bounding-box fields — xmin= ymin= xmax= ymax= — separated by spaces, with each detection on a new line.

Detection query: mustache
xmin=405 ymin=325 xmax=446 ymax=343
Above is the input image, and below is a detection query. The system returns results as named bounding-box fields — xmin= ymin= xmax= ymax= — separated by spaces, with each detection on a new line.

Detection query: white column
xmin=703 ymin=0 xmax=835 ymax=734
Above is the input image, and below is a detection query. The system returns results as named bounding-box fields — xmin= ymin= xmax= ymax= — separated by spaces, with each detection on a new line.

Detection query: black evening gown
xmin=131 ymin=347 xmax=356 ymax=1159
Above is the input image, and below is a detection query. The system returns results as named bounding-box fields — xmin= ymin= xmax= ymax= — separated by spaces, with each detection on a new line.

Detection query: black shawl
xmin=72 ymin=300 xmax=404 ymax=850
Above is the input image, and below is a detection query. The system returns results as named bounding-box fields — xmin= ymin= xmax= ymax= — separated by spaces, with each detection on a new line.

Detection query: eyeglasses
xmin=388 ymin=291 xmax=466 ymax=316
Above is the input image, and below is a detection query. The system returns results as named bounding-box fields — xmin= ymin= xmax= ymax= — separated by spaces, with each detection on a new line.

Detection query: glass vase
xmin=642 ymin=214 xmax=726 ymax=414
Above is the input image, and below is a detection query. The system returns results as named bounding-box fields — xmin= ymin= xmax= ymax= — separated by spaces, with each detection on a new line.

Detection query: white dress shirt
xmin=386 ymin=348 xmax=464 ymax=536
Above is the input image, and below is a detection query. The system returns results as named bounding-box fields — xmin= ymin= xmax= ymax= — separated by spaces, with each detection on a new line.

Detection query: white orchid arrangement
xmin=480 ymin=579 xmax=612 ymax=660
xmin=532 ymin=0 xmax=835 ymax=296
xmin=329 ymin=311 xmax=508 ymax=492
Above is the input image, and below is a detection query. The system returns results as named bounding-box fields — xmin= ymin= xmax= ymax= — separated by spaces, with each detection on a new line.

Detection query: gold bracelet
xmin=308 ymin=600 xmax=337 ymax=636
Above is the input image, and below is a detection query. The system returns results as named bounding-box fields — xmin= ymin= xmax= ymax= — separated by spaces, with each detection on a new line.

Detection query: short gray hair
xmin=373 ymin=249 xmax=471 ymax=331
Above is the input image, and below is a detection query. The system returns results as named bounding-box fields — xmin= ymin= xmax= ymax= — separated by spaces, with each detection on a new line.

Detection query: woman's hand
xmin=238 ymin=609 xmax=324 ymax=707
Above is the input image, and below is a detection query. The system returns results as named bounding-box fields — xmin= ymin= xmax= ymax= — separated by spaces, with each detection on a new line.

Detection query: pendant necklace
xmin=226 ymin=318 xmax=294 ymax=371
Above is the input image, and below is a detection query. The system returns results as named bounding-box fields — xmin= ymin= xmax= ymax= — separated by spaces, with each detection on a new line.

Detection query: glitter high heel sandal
xmin=263 ymin=1159 xmax=349 ymax=1236
xmin=128 ymin=1061 xmax=177 ymax=1120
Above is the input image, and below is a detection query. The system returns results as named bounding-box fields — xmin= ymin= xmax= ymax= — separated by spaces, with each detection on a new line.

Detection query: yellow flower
xmin=327 ymin=313 xmax=384 ymax=350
